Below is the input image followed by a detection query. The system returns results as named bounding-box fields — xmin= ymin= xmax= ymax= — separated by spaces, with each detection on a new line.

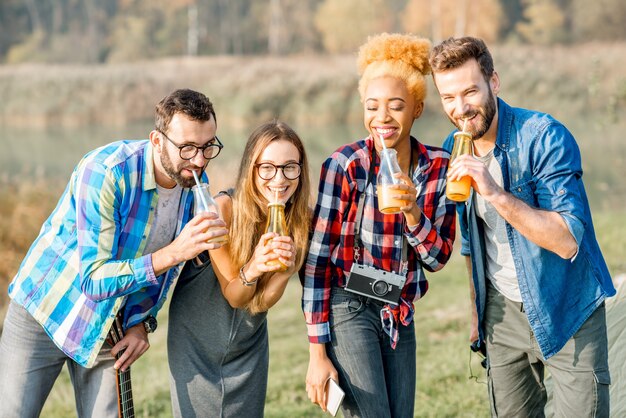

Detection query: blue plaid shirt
xmin=8 ymin=140 xmax=194 ymax=367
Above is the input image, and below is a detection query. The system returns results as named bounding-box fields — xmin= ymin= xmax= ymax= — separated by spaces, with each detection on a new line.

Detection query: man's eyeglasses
xmin=255 ymin=162 xmax=302 ymax=180
xmin=159 ymin=130 xmax=223 ymax=161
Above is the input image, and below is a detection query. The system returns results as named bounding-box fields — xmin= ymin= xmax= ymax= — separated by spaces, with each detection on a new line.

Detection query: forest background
xmin=1 ymin=0 xmax=625 ymax=416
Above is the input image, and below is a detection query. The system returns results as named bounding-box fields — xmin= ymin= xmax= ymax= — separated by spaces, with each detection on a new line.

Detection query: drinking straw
xmin=192 ymin=170 xmax=210 ymax=212
xmin=462 ymin=118 xmax=468 ymax=134
xmin=378 ymin=134 xmax=395 ymax=179
xmin=274 ymin=188 xmax=279 ymax=205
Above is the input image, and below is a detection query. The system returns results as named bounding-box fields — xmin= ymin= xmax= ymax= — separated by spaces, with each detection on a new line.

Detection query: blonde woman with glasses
xmin=167 ymin=120 xmax=311 ymax=418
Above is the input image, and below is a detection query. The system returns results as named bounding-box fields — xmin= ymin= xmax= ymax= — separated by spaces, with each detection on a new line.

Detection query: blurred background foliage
xmin=1 ymin=0 xmax=625 ymax=64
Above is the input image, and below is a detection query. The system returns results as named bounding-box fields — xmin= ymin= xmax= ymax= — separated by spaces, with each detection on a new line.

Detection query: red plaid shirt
xmin=302 ymin=136 xmax=456 ymax=343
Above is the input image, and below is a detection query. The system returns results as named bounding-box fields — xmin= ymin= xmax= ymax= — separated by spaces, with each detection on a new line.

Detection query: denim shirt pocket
xmin=509 ymin=179 xmax=537 ymax=206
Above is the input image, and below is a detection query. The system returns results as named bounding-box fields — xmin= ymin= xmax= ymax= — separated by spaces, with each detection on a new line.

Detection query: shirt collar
xmin=495 ymin=97 xmax=513 ymax=152
xmin=142 ymin=141 xmax=157 ymax=191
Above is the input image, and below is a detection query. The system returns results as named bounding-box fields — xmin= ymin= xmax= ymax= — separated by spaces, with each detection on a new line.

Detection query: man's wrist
xmin=152 ymin=246 xmax=181 ymax=276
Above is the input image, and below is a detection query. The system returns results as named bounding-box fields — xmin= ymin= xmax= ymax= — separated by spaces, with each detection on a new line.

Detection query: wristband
xmin=239 ymin=266 xmax=258 ymax=287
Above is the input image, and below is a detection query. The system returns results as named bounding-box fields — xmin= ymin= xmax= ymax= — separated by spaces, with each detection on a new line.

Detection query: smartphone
xmin=325 ymin=377 xmax=345 ymax=417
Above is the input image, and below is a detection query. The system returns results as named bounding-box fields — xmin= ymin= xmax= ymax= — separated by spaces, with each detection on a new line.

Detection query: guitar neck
xmin=116 ymin=364 xmax=135 ymax=418
xmin=108 ymin=315 xmax=135 ymax=418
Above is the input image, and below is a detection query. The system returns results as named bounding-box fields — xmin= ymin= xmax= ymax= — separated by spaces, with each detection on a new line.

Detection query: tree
xmin=314 ymin=0 xmax=393 ymax=53
xmin=268 ymin=0 xmax=283 ymax=55
xmin=570 ymin=0 xmax=626 ymax=42
xmin=516 ymin=0 xmax=566 ymax=44
xmin=402 ymin=0 xmax=504 ymax=43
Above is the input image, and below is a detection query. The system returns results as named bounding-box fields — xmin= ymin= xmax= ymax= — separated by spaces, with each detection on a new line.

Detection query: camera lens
xmin=371 ymin=280 xmax=389 ymax=296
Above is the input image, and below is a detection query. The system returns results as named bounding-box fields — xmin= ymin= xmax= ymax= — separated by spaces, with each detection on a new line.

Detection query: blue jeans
xmin=327 ymin=287 xmax=416 ymax=418
xmin=0 ymin=301 xmax=118 ymax=418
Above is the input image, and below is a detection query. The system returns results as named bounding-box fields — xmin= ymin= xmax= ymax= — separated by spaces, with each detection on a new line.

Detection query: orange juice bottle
xmin=377 ymin=148 xmax=405 ymax=214
xmin=446 ymin=131 xmax=474 ymax=202
xmin=265 ymin=202 xmax=289 ymax=271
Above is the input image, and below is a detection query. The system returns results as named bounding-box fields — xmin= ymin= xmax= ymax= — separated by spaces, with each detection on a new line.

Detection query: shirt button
xmin=517 ymin=187 xmax=522 ymax=192
xmin=395 ymin=240 xmax=400 ymax=245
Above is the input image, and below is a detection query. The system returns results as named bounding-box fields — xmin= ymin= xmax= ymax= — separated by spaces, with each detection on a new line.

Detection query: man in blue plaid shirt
xmin=0 ymin=89 xmax=228 ymax=417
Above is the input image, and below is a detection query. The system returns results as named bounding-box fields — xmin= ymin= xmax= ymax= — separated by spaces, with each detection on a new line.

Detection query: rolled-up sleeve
xmin=532 ymin=123 xmax=586 ymax=253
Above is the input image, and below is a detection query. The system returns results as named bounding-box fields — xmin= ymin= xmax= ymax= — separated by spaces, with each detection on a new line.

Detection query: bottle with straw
xmin=376 ymin=134 xmax=405 ymax=214
xmin=192 ymin=170 xmax=228 ymax=244
xmin=446 ymin=119 xmax=474 ymax=202
xmin=264 ymin=189 xmax=289 ymax=271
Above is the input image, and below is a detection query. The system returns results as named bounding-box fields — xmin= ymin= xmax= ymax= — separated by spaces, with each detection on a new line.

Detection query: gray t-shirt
xmin=143 ymin=184 xmax=183 ymax=256
xmin=473 ymin=149 xmax=521 ymax=302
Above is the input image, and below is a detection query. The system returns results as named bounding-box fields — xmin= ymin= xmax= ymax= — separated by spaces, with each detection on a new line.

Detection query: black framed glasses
xmin=159 ymin=130 xmax=223 ymax=160
xmin=255 ymin=162 xmax=302 ymax=180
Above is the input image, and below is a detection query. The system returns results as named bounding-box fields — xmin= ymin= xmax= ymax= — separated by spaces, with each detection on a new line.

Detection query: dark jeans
xmin=327 ymin=287 xmax=416 ymax=418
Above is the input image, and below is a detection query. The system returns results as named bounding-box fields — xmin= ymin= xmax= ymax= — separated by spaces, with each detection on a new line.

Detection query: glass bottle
xmin=265 ymin=202 xmax=289 ymax=271
xmin=192 ymin=182 xmax=228 ymax=244
xmin=377 ymin=148 xmax=405 ymax=214
xmin=446 ymin=131 xmax=474 ymax=202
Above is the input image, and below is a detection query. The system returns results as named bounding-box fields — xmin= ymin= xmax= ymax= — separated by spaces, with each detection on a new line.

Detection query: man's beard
xmin=451 ymin=91 xmax=497 ymax=139
xmin=161 ymin=148 xmax=200 ymax=188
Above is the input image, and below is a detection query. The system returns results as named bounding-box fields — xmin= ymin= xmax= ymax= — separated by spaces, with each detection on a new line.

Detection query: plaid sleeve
xmin=405 ymin=150 xmax=456 ymax=272
xmin=302 ymin=155 xmax=353 ymax=343
xmin=75 ymin=160 xmax=156 ymax=301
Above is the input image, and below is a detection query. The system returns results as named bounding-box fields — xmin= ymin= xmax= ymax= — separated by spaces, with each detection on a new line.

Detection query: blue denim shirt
xmin=443 ymin=98 xmax=615 ymax=359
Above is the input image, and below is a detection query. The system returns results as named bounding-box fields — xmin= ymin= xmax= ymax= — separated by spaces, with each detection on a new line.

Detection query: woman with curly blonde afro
xmin=302 ymin=33 xmax=457 ymax=417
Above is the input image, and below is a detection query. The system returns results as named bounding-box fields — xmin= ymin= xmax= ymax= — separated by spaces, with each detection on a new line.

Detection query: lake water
xmin=0 ymin=114 xmax=451 ymax=186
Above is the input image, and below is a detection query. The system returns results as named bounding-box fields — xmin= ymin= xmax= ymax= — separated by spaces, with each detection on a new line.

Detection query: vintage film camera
xmin=345 ymin=264 xmax=406 ymax=305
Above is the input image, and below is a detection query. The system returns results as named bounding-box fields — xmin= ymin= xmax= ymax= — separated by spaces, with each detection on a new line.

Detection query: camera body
xmin=345 ymin=264 xmax=406 ymax=305
xmin=470 ymin=339 xmax=488 ymax=369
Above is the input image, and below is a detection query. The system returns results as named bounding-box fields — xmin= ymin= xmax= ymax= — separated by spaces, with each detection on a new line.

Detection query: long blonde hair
xmin=229 ymin=120 xmax=310 ymax=313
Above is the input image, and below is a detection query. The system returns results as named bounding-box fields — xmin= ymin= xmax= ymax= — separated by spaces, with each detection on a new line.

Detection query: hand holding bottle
xmin=152 ymin=211 xmax=227 ymax=276
xmin=192 ymin=182 xmax=228 ymax=244
xmin=447 ymin=153 xmax=503 ymax=202
xmin=244 ymin=232 xmax=296 ymax=280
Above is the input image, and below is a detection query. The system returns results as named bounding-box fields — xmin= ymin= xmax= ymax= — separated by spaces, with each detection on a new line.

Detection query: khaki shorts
xmin=484 ymin=281 xmax=610 ymax=418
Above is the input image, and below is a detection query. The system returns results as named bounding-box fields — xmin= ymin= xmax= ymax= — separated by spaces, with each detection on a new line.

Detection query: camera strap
xmin=352 ymin=140 xmax=413 ymax=275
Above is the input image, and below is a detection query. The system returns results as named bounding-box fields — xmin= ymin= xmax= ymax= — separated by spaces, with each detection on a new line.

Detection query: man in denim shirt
xmin=430 ymin=37 xmax=615 ymax=417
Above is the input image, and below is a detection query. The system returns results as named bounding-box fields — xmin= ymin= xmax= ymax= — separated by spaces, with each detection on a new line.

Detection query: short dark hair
xmin=155 ymin=89 xmax=216 ymax=133
xmin=429 ymin=37 xmax=494 ymax=83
